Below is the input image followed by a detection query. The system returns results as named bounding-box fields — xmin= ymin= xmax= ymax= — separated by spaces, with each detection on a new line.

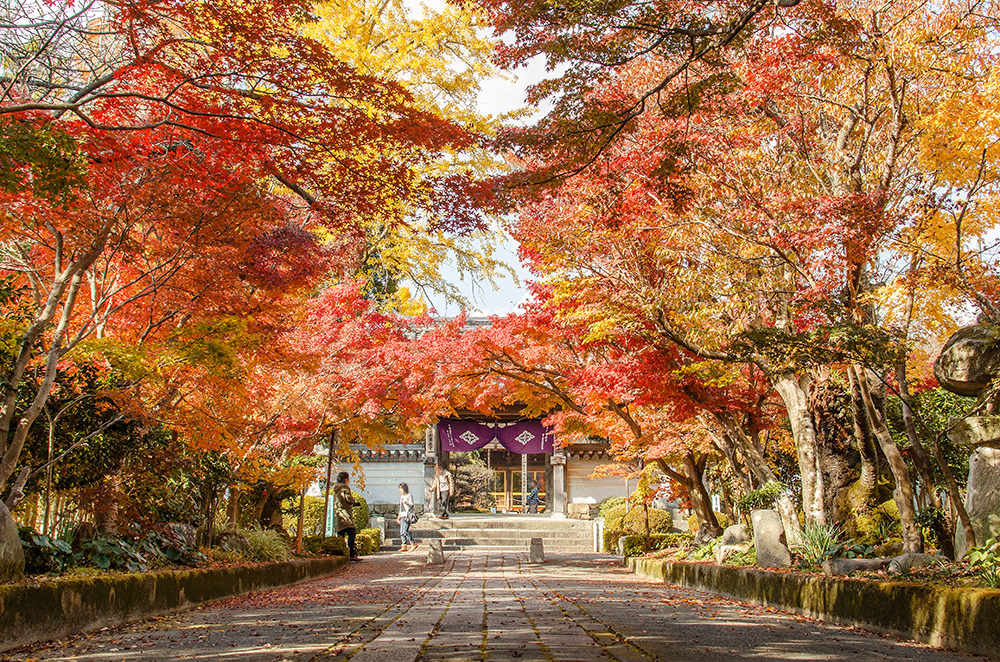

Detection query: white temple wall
xmin=567 ymin=458 xmax=628 ymax=504
xmin=349 ymin=462 xmax=427 ymax=505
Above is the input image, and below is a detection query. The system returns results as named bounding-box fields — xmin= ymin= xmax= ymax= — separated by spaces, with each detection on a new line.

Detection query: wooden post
xmin=322 ymin=429 xmax=336 ymax=539
xmin=296 ymin=485 xmax=306 ymax=554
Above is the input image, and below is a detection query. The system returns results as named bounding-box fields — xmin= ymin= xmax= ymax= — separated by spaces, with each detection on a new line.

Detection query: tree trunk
xmin=772 ymin=372 xmax=827 ymax=526
xmin=94 ymin=474 xmax=119 ymax=536
xmin=809 ymin=367 xmax=861 ymax=525
xmin=847 ymin=369 xmax=880 ymax=510
xmin=711 ymin=412 xmax=802 ymax=543
xmin=226 ymin=486 xmax=240 ymax=530
xmin=681 ymin=452 xmax=723 ymax=540
xmin=852 ymin=366 xmax=923 ymax=554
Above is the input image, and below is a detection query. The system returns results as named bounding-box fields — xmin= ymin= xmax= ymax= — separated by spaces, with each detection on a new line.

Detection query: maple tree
xmin=0 ymin=0 xmax=494 ymax=523
xmin=485 ymin=0 xmax=1000 ymax=552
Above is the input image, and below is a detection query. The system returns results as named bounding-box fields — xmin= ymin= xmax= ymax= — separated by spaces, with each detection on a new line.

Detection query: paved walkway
xmin=4 ymin=552 xmax=985 ymax=662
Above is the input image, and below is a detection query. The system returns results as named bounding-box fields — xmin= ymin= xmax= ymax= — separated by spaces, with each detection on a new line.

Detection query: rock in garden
xmin=821 ymin=557 xmax=890 ymax=576
xmin=0 ymin=503 xmax=24 ymax=583
xmin=887 ymin=553 xmax=945 ymax=574
xmin=934 ymin=325 xmax=1000 ymax=397
xmin=956 ymin=447 xmax=1000 ymax=557
xmin=529 ymin=537 xmax=545 ymax=563
xmin=164 ymin=522 xmax=198 ymax=547
xmin=427 ymin=539 xmax=445 ymax=564
xmin=751 ymin=509 xmax=791 ymax=568
xmin=715 ymin=543 xmax=749 ymax=565
xmin=720 ymin=524 xmax=749 ymax=547
xmin=215 ymin=530 xmax=250 ymax=552
xmin=947 ymin=416 xmax=1000 ymax=449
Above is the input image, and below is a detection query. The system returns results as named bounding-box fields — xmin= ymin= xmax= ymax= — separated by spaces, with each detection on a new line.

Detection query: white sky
xmin=404 ymin=0 xmax=551 ymax=317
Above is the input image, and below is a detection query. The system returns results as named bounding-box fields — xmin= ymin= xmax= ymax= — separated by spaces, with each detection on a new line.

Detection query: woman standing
xmin=397 ymin=483 xmax=418 ymax=552
xmin=334 ymin=471 xmax=362 ymax=561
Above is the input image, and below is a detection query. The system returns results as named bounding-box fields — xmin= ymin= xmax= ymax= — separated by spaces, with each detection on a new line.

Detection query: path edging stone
xmin=627 ymin=557 xmax=1000 ymax=660
xmin=0 ymin=556 xmax=347 ymax=652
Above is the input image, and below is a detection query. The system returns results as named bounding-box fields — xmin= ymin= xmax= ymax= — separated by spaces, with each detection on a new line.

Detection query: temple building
xmin=342 ymin=414 xmax=627 ymax=516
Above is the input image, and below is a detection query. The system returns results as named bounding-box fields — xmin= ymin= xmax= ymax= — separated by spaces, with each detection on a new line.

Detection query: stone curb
xmin=627 ymin=557 xmax=1000 ymax=660
xmin=0 ymin=556 xmax=348 ymax=652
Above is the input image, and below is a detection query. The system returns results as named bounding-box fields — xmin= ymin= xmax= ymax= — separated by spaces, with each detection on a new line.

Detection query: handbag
xmin=405 ymin=510 xmax=419 ymax=524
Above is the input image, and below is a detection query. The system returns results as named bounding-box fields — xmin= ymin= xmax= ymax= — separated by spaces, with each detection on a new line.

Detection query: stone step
xmin=382 ymin=539 xmax=593 ymax=553
xmin=386 ymin=536 xmax=593 ymax=547
xmin=390 ymin=528 xmax=593 ymax=539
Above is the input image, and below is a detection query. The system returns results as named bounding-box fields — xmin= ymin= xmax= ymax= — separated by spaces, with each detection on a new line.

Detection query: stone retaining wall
xmin=627 ymin=558 xmax=1000 ymax=660
xmin=0 ymin=556 xmax=347 ymax=652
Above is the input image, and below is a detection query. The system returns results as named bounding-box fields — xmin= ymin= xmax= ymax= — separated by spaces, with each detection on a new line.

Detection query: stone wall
xmin=627 ymin=558 xmax=1000 ymax=660
xmin=0 ymin=557 xmax=347 ymax=652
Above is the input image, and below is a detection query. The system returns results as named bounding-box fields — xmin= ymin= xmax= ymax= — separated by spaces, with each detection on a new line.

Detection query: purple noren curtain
xmin=439 ymin=418 xmax=553 ymax=454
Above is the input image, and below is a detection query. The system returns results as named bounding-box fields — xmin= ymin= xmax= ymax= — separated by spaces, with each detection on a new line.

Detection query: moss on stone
xmin=0 ymin=557 xmax=346 ymax=653
xmin=628 ymin=558 xmax=1000 ymax=659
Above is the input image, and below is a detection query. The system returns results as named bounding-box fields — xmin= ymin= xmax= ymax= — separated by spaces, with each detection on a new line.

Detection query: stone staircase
xmin=382 ymin=514 xmax=596 ymax=553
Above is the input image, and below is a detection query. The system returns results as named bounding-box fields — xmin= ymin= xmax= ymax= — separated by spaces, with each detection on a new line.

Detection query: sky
xmin=433 ymin=60 xmax=551 ymax=318
xmin=406 ymin=0 xmax=552 ymax=318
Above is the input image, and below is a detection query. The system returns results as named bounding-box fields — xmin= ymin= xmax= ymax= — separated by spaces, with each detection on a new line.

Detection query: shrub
xmin=619 ymin=533 xmax=693 ymax=557
xmin=19 ymin=527 xmax=77 ymax=574
xmin=968 ymin=538 xmax=1000 ymax=589
xmin=79 ymin=535 xmax=148 ymax=572
xmin=623 ymin=507 xmax=675 ymax=534
xmin=356 ymin=531 xmax=377 ymax=556
xmin=604 ymin=505 xmax=627 ymax=532
xmin=360 ymin=527 xmax=382 ymax=549
xmin=734 ymin=483 xmax=787 ymax=528
xmin=240 ymin=527 xmax=293 ymax=562
xmin=599 ymin=497 xmax=626 ymax=520
xmin=138 ymin=528 xmax=204 ymax=567
xmin=352 ymin=491 xmax=369 ymax=531
xmin=791 ymin=522 xmax=844 ymax=567
xmin=304 ymin=535 xmax=349 ymax=557
xmin=603 ymin=528 xmax=625 ymax=554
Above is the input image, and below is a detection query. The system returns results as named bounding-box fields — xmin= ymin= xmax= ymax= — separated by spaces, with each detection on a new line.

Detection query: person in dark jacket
xmin=334 ymin=472 xmax=362 ymax=561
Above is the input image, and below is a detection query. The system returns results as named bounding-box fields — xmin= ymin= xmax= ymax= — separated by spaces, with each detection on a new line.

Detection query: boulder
xmin=956 ymin=447 xmax=1000 ymax=558
xmin=714 ymin=543 xmax=750 ymax=565
xmin=947 ymin=417 xmax=1000 ymax=449
xmin=164 ymin=522 xmax=198 ymax=548
xmin=529 ymin=538 xmax=545 ymax=563
xmin=215 ymin=530 xmax=250 ymax=553
xmin=821 ymin=557 xmax=890 ymax=576
xmin=0 ymin=503 xmax=25 ymax=583
xmin=751 ymin=509 xmax=791 ymax=568
xmin=888 ymin=552 xmax=945 ymax=574
xmin=427 ymin=539 xmax=445 ymax=565
xmin=934 ymin=325 xmax=1000 ymax=397
xmin=720 ymin=524 xmax=749 ymax=547
xmin=876 ymin=541 xmax=904 ymax=558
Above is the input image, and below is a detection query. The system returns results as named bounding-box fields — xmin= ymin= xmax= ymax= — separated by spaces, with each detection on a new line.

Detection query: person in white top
xmin=397 ymin=483 xmax=418 ymax=551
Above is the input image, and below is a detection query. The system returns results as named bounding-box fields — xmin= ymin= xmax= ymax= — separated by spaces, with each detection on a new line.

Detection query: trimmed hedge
xmin=627 ymin=557 xmax=1000 ymax=660
xmin=0 ymin=557 xmax=347 ymax=652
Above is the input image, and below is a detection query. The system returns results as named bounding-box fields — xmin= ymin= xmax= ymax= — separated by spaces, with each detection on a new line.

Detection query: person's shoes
xmin=440 ymin=513 xmax=449 ymax=519
xmin=400 ymin=545 xmax=410 ymax=552
xmin=350 ymin=556 xmax=363 ymax=562
xmin=411 ymin=543 xmax=419 ymax=551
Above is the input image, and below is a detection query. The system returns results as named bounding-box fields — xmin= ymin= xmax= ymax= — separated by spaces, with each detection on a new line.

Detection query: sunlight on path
xmin=3 ymin=552 xmax=986 ymax=662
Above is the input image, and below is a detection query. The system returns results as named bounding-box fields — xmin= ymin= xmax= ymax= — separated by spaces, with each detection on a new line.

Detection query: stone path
xmin=3 ymin=552 xmax=986 ymax=662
